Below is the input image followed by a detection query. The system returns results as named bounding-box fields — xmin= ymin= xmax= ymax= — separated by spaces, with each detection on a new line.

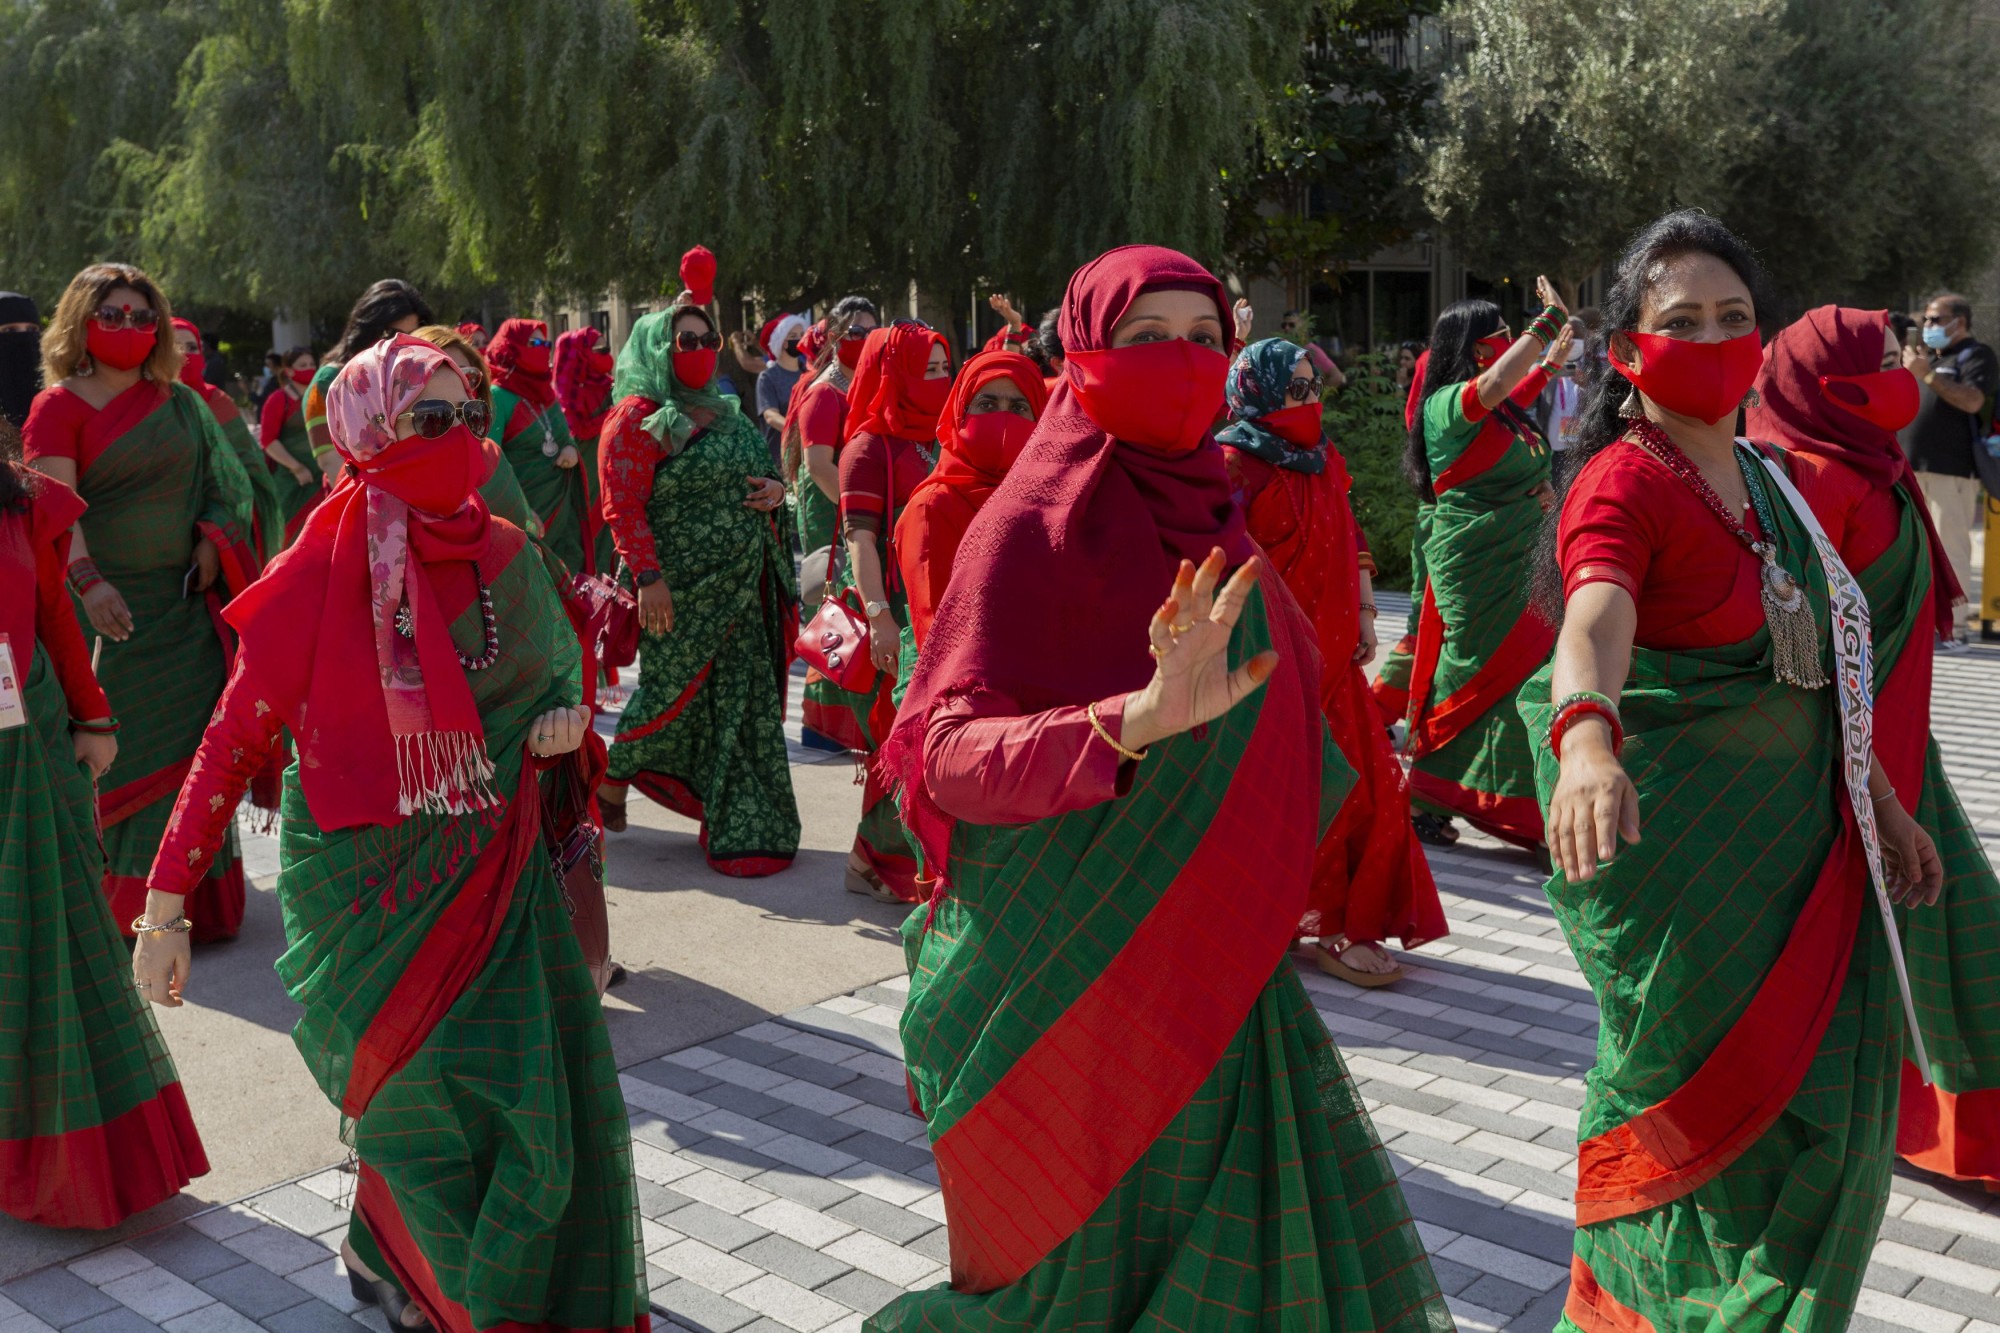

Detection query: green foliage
xmin=1226 ymin=0 xmax=1438 ymax=287
xmin=1327 ymin=351 xmax=1416 ymax=589
xmin=1421 ymin=0 xmax=1791 ymax=298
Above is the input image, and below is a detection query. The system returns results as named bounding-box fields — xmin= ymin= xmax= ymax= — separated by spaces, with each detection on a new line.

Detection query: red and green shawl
xmin=77 ymin=380 xmax=257 ymax=942
xmin=1521 ymin=457 xmax=1899 ymax=1333
xmin=1407 ymin=381 xmax=1552 ymax=846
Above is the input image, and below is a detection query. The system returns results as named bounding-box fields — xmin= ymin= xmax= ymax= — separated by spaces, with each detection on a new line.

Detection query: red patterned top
xmin=598 ymin=395 xmax=669 ymax=579
xmin=1558 ymin=438 xmax=1770 ymax=651
xmin=144 ymin=657 xmax=283 ymax=894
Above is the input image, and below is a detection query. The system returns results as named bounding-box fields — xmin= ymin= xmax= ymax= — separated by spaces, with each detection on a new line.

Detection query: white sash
xmin=1740 ymin=440 xmax=1931 ymax=1081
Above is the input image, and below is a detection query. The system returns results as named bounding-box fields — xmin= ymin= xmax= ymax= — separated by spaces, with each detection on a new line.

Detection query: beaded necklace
xmin=1625 ymin=419 xmax=1825 ymax=688
xmin=392 ymin=561 xmax=502 ymax=672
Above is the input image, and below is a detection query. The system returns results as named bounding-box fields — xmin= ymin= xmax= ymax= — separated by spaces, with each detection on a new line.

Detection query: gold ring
xmin=1170 ymin=622 xmax=1193 ymax=634
xmin=1147 ymin=645 xmax=1165 ymax=659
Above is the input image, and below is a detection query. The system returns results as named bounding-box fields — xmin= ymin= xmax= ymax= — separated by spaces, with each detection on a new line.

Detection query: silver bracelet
xmin=131 ymin=915 xmax=194 ymax=935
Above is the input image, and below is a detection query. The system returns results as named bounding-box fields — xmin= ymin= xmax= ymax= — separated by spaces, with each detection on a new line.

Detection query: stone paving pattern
xmin=10 ymin=618 xmax=2000 ymax=1333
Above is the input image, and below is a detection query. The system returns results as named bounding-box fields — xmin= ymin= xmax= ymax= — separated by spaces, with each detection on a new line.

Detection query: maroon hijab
xmin=881 ymin=244 xmax=1251 ymax=877
xmin=1747 ymin=305 xmax=1964 ymax=635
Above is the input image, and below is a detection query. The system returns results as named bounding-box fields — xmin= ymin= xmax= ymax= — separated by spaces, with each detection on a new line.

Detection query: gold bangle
xmin=1087 ymin=699 xmax=1148 ymax=763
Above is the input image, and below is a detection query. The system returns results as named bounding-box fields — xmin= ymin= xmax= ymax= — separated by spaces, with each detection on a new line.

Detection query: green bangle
xmin=72 ymin=716 xmax=120 ymax=734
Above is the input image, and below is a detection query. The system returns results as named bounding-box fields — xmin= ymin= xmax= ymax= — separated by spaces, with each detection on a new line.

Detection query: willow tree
xmin=0 ymin=0 xmax=206 ymax=296
xmin=1420 ymin=0 xmax=1790 ymax=302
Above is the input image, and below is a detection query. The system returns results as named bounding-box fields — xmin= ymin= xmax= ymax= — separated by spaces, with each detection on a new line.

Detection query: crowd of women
xmin=0 ymin=205 xmax=1994 ymax=1331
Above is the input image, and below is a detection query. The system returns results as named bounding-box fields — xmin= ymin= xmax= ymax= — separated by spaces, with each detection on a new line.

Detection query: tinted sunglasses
xmin=398 ymin=398 xmax=493 ymax=438
xmin=841 ymin=325 xmax=874 ymax=341
xmin=527 ymin=335 xmax=550 ymax=348
xmin=674 ymin=330 xmax=723 ymax=352
xmin=1284 ymin=375 xmax=1324 ymax=404
xmin=93 ymin=305 xmax=159 ymax=330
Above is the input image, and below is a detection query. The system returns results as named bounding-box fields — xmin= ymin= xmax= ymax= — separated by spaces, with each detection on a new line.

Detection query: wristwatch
xmin=635 ymin=569 xmax=663 ymax=588
xmin=864 ymin=600 xmax=888 ymax=619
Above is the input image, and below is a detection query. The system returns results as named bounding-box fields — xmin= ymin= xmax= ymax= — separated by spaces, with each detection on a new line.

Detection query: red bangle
xmin=1550 ymin=699 xmax=1622 ymax=758
xmin=66 ymin=557 xmax=104 ymax=595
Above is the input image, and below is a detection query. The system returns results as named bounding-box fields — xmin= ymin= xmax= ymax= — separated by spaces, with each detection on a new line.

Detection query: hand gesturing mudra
xmin=1120 ymin=549 xmax=1280 ymax=752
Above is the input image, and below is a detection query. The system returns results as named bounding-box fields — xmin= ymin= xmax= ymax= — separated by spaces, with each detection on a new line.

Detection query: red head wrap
xmin=842 ymin=323 xmax=954 ymax=444
xmin=679 ymin=246 xmax=716 ymax=307
xmin=484 ymin=318 xmax=555 ymax=411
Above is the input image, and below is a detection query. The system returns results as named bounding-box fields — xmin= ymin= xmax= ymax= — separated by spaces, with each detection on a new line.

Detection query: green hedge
xmin=1326 ymin=352 xmax=1418 ymax=591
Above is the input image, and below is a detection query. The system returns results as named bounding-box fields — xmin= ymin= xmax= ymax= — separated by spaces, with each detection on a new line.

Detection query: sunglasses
xmin=674 ymin=330 xmax=723 ymax=352
xmin=458 ymin=365 xmax=486 ymax=391
xmin=92 ymin=305 xmax=159 ymax=331
xmin=397 ymin=398 xmax=493 ymax=438
xmin=841 ymin=325 xmax=875 ymax=341
xmin=527 ymin=336 xmax=550 ymax=348
xmin=1284 ymin=375 xmax=1324 ymax=404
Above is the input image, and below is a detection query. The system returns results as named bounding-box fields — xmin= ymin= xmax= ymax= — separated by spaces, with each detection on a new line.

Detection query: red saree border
xmin=340 ymin=756 xmax=543 ymax=1120
xmin=356 ymin=1163 xmax=652 ymax=1333
xmin=1433 ymin=414 xmax=1516 ymax=494
xmin=1572 ymin=823 xmax=1864 ymax=1224
xmin=0 ymin=1081 xmax=208 ymax=1229
xmin=1564 ymin=1255 xmax=1657 ymax=1333
xmin=1407 ymin=771 xmax=1544 ymax=849
xmin=931 ymin=570 xmax=1318 ymax=1293
xmin=1409 ymin=604 xmax=1555 ymax=757
xmin=1897 ymin=1062 xmax=2000 ymax=1183
xmin=101 ymin=756 xmax=194 ymax=828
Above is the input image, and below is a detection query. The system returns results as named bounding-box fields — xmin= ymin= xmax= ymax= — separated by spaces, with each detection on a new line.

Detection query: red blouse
xmin=839 ymin=431 xmax=932 ymax=532
xmin=1559 ymin=439 xmax=1770 ymax=651
xmin=0 ymin=478 xmax=109 ymax=721
xmin=795 ymin=380 xmax=848 ymax=454
xmin=258 ymin=388 xmax=299 ymax=448
xmin=20 ymin=385 xmax=95 ymax=466
xmin=598 ymin=395 xmax=668 ymax=578
xmin=1787 ymin=452 xmax=1901 ymax=577
xmin=924 ymin=690 xmax=1134 ymax=826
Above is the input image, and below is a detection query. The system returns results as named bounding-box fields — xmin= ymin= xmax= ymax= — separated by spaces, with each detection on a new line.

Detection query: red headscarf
xmin=224 ymin=336 xmax=503 ymax=831
xmin=842 ymin=323 xmax=954 ymax=444
xmin=1403 ymin=348 xmax=1430 ymax=431
xmin=170 ymin=317 xmax=207 ymax=391
xmin=895 ymin=350 xmax=1049 ymax=646
xmin=880 ymin=244 xmax=1250 ymax=878
xmin=456 ymin=321 xmax=486 ymax=341
xmin=1747 ymin=305 xmax=1964 ymax=635
xmin=485 ymin=318 xmax=556 ymax=411
xmin=553 ymin=327 xmax=614 ymax=442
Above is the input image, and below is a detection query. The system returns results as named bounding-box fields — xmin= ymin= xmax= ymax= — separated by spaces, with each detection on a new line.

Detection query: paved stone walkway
xmin=9 ymin=615 xmax=2000 ymax=1333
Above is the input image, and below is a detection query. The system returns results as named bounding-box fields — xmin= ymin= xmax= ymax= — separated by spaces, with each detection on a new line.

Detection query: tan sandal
xmin=1314 ymin=938 xmax=1404 ymax=988
xmin=844 ymin=862 xmax=902 ymax=903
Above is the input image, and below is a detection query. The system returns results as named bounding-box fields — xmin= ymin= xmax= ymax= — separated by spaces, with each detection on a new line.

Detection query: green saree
xmin=200 ymin=386 xmax=283 ymax=565
xmin=1521 ymin=453 xmax=1899 ymax=1333
xmin=601 ymin=390 xmax=801 ymax=876
xmin=492 ymin=387 xmax=589 ymax=573
xmin=1408 ymin=383 xmax=1552 ymax=846
xmin=875 ymin=580 xmax=1449 ymax=1332
xmin=73 ymin=381 xmax=255 ymax=942
xmin=270 ymin=535 xmax=648 ymax=1328
xmin=267 ymin=385 xmax=324 ymax=546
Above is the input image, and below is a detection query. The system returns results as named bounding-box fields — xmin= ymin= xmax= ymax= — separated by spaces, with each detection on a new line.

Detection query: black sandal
xmin=349 ymin=1268 xmax=430 ymax=1329
xmin=1411 ymin=812 xmax=1459 ymax=847
xmin=597 ymin=787 xmax=627 ymax=833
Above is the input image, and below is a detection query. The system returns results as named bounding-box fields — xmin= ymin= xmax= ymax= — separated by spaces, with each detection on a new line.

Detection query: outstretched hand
xmin=1120 ymin=550 xmax=1278 ymax=753
xmin=1535 ymin=275 xmax=1569 ymax=318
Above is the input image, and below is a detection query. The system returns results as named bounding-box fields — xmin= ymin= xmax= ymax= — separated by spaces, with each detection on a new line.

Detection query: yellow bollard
xmin=1983 ymin=492 xmax=1999 ymax=640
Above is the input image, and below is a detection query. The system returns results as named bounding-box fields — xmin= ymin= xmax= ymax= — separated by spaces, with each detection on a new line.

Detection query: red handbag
xmin=794 ymin=449 xmax=894 ymax=694
xmin=569 ymin=565 xmax=640 ymax=670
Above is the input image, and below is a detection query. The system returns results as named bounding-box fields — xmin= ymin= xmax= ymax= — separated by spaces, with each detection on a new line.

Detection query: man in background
xmin=1901 ymin=291 xmax=1997 ymax=647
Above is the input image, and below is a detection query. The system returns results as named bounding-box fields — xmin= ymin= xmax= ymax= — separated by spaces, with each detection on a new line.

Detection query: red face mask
xmin=586 ymin=346 xmax=614 ymax=373
xmin=290 ymin=366 xmax=315 ymax=386
xmin=1474 ymin=332 xmax=1511 ymax=369
xmin=907 ymin=373 xmax=952 ymax=419
xmin=672 ymin=348 xmax=717 ymax=391
xmin=958 ymin=409 xmax=1036 ymax=475
xmin=1065 ymin=339 xmax=1230 ymax=455
xmin=1612 ymin=329 xmax=1764 ymax=425
xmin=837 ymin=335 xmax=867 ymax=370
xmin=514 ymin=344 xmax=551 ymax=376
xmin=1820 ymin=368 xmax=1920 ymax=433
xmin=177 ymin=352 xmax=207 ymax=390
xmin=361 ymin=423 xmax=499 ymax=517
xmin=87 ymin=323 xmax=156 ymax=371
xmin=1261 ymin=401 xmax=1323 ymax=448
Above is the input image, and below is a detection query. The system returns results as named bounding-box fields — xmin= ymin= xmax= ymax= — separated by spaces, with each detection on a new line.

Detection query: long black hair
xmin=332 ymin=279 xmax=434 ymax=366
xmin=1528 ymin=209 xmax=1774 ymax=625
xmin=1404 ymin=299 xmax=1536 ymax=502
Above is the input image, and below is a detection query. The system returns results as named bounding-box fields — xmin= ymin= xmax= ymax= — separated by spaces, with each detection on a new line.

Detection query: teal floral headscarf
xmin=1216 ymin=337 xmax=1324 ymax=474
xmin=611 ymin=305 xmax=738 ymax=447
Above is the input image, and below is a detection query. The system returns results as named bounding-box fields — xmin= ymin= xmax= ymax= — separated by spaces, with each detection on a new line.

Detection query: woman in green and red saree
xmin=174 ymin=318 xmax=282 ymax=566
xmin=894 ymin=348 xmax=1047 ymax=651
xmin=140 ymin=336 xmax=648 ymax=1331
xmin=0 ymin=459 xmax=208 ymax=1228
xmin=816 ymin=321 xmax=950 ymax=904
xmin=1403 ymin=288 xmax=1570 ymax=850
xmin=1525 ymin=212 xmax=1943 ymax=1333
xmin=262 ymin=345 xmax=324 ymax=545
xmin=24 ymin=262 xmax=256 ymax=943
xmin=487 ymin=318 xmax=591 ymax=574
xmin=555 ymin=325 xmax=618 ymax=575
xmin=413 ymin=324 xmax=537 ymax=535
xmin=594 ymin=302 xmax=800 ymax=874
xmin=1219 ymin=338 xmax=1446 ymax=987
xmin=870 ymin=246 xmax=1449 ymax=1333
xmin=1749 ymin=306 xmax=2000 ymax=1189
xmin=783 ymin=296 xmax=880 ymax=566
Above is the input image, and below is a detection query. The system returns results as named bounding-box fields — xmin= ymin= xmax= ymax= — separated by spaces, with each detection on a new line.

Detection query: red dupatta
xmin=553 ymin=327 xmax=613 ymax=442
xmin=1747 ymin=305 xmax=1964 ymax=638
xmin=895 ymin=350 xmax=1048 ymax=647
xmin=842 ymin=322 xmax=952 ymax=445
xmin=486 ymin=318 xmax=557 ymax=413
